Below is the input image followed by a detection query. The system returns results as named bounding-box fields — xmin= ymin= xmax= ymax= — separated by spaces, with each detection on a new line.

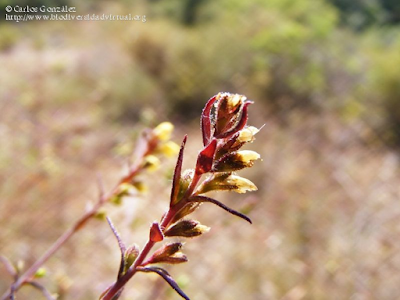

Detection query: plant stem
xmin=101 ymin=172 xmax=203 ymax=300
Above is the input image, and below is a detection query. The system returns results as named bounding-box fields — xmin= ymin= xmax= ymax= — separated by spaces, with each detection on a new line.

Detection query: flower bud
xmin=142 ymin=155 xmax=161 ymax=172
xmin=171 ymin=169 xmax=194 ymax=206
xmin=34 ymin=267 xmax=46 ymax=278
xmin=153 ymin=122 xmax=174 ymax=141
xmin=215 ymin=93 xmax=246 ymax=136
xmin=133 ymin=181 xmax=148 ymax=194
xmin=197 ymin=173 xmax=257 ymax=194
xmin=119 ymin=183 xmax=135 ymax=194
xmin=217 ymin=92 xmax=245 ymax=114
xmin=158 ymin=141 xmax=180 ymax=157
xmin=227 ymin=94 xmax=245 ymax=111
xmin=16 ymin=260 xmax=24 ymax=273
xmin=110 ymin=195 xmax=123 ymax=205
xmin=165 ymin=220 xmax=210 ymax=238
xmin=146 ymin=243 xmax=188 ymax=265
xmin=111 ymin=183 xmax=135 ymax=205
xmin=213 ymin=150 xmax=261 ymax=172
xmin=124 ymin=244 xmax=140 ymax=269
xmin=236 ymin=126 xmax=259 ymax=144
xmin=170 ymin=202 xmax=201 ymax=224
xmin=94 ymin=208 xmax=107 ymax=220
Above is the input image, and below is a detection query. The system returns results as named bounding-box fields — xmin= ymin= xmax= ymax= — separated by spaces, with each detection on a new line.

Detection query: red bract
xmin=195 ymin=138 xmax=217 ymax=175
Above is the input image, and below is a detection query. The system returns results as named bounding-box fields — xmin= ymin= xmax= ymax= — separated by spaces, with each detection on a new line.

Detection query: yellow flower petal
xmin=225 ymin=175 xmax=258 ymax=193
xmin=133 ymin=181 xmax=148 ymax=194
xmin=159 ymin=141 xmax=180 ymax=157
xmin=237 ymin=126 xmax=260 ymax=143
xmin=217 ymin=92 xmax=247 ymax=111
xmin=213 ymin=150 xmax=261 ymax=172
xmin=196 ymin=173 xmax=257 ymax=194
xmin=143 ymin=155 xmax=161 ymax=172
xmin=236 ymin=150 xmax=261 ymax=164
xmin=153 ymin=122 xmax=174 ymax=141
xmin=34 ymin=268 xmax=47 ymax=278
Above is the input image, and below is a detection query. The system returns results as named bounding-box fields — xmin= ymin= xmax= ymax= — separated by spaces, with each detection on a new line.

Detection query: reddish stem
xmin=100 ymin=172 xmax=203 ymax=300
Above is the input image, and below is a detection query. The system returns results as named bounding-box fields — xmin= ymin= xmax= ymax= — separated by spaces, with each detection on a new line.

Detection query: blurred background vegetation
xmin=1 ymin=0 xmax=400 ymax=299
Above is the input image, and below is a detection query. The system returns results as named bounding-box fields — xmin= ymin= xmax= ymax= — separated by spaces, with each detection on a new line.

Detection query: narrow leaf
xmin=137 ymin=267 xmax=190 ymax=300
xmin=190 ymin=195 xmax=252 ymax=224
xmin=107 ymin=217 xmax=126 ymax=254
xmin=215 ymin=101 xmax=253 ymax=139
xmin=201 ymin=95 xmax=217 ymax=146
xmin=106 ymin=217 xmax=126 ymax=279
xmin=170 ymin=135 xmax=187 ymax=207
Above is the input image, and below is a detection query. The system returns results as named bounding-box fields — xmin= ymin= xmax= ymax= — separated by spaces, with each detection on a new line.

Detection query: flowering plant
xmin=100 ymin=92 xmax=261 ymax=300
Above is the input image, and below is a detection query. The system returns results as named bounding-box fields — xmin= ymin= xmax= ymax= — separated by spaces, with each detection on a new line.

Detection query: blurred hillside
xmin=1 ymin=0 xmax=400 ymax=299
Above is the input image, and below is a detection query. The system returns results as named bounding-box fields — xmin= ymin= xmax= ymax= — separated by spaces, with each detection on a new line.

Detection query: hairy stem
xmin=100 ymin=172 xmax=202 ymax=300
